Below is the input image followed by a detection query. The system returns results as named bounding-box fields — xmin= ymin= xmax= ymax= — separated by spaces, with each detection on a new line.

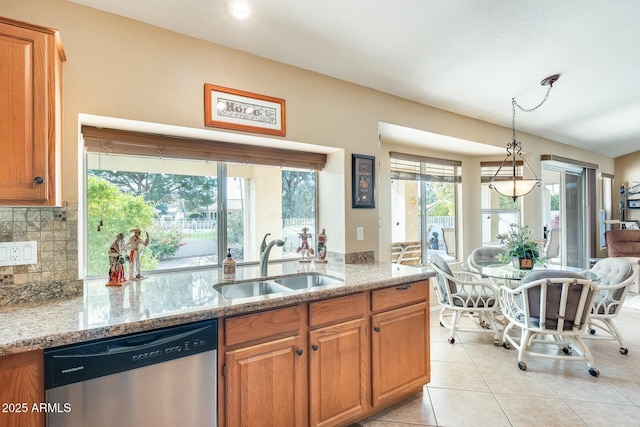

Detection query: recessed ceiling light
xmin=228 ymin=0 xmax=251 ymax=20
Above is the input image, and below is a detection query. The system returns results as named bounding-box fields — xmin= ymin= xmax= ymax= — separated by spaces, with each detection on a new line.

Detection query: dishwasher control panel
xmin=44 ymin=319 xmax=218 ymax=389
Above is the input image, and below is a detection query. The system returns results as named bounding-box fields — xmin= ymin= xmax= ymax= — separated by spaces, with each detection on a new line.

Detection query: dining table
xmin=464 ymin=262 xmax=600 ymax=286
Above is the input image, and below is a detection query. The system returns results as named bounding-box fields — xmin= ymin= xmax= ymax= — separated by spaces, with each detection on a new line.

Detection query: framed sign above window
xmin=352 ymin=154 xmax=375 ymax=208
xmin=204 ymin=84 xmax=286 ymax=136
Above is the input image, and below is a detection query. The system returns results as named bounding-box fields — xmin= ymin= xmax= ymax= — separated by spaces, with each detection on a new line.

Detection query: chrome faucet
xmin=260 ymin=233 xmax=285 ymax=276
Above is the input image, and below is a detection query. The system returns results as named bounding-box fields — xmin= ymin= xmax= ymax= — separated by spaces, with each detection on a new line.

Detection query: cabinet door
xmin=0 ymin=18 xmax=63 ymax=205
xmin=371 ymin=302 xmax=429 ymax=407
xmin=225 ymin=335 xmax=307 ymax=427
xmin=0 ymin=350 xmax=45 ymax=427
xmin=309 ymin=318 xmax=368 ymax=427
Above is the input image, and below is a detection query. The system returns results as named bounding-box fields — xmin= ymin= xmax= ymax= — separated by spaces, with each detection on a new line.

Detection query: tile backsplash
xmin=0 ymin=203 xmax=83 ymax=306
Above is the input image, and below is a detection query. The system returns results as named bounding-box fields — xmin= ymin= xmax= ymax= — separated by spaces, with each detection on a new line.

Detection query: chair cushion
xmin=591 ymin=258 xmax=633 ymax=285
xmin=591 ymin=258 xmax=633 ymax=301
xmin=521 ymin=271 xmax=590 ymax=330
xmin=468 ymin=247 xmax=504 ymax=275
xmin=430 ymin=253 xmax=457 ymax=302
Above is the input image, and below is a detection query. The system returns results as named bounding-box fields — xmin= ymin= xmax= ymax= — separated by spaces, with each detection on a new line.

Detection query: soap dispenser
xmin=223 ymin=248 xmax=236 ymax=281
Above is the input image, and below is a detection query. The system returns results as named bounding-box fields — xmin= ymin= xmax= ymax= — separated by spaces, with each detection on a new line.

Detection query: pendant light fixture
xmin=489 ymin=74 xmax=560 ymax=201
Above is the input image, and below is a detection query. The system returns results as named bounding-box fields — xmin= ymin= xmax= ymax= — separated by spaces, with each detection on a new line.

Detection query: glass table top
xmin=466 ymin=262 xmax=600 ymax=282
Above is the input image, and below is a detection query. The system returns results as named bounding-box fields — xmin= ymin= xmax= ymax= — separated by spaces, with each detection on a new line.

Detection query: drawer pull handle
xmin=395 ymin=285 xmax=411 ymax=291
xmin=374 ymin=326 xmax=380 ymax=332
xmin=296 ymin=349 xmax=303 ymax=356
xmin=34 ymin=176 xmax=45 ymax=184
xmin=312 ymin=344 xmax=319 ymax=351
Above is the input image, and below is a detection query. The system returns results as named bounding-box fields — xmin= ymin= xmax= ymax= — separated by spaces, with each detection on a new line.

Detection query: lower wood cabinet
xmin=225 ymin=335 xmax=307 ymax=427
xmin=371 ymin=302 xmax=430 ymax=406
xmin=220 ymin=280 xmax=430 ymax=427
xmin=0 ymin=350 xmax=45 ymax=427
xmin=309 ymin=294 xmax=368 ymax=427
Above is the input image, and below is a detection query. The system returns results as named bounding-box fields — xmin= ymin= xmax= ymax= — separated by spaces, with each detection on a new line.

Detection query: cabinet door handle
xmin=34 ymin=176 xmax=45 ymax=184
xmin=374 ymin=326 xmax=380 ymax=332
xmin=312 ymin=344 xmax=318 ymax=351
xmin=296 ymin=349 xmax=303 ymax=356
xmin=395 ymin=285 xmax=411 ymax=291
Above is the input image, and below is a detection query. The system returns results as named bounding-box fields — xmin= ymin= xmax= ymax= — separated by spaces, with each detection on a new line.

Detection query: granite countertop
xmin=0 ymin=261 xmax=433 ymax=357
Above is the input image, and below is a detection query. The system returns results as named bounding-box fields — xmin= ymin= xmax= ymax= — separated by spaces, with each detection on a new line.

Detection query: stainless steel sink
xmin=215 ymin=281 xmax=290 ymax=299
xmin=274 ymin=274 xmax=343 ymax=290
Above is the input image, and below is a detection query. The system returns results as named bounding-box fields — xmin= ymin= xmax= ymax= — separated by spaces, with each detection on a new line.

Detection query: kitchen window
xmin=83 ymin=126 xmax=323 ymax=277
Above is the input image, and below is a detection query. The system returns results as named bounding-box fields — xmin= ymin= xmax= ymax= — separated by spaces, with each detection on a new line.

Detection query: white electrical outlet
xmin=10 ymin=246 xmax=19 ymax=261
xmin=356 ymin=227 xmax=364 ymax=241
xmin=0 ymin=241 xmax=38 ymax=266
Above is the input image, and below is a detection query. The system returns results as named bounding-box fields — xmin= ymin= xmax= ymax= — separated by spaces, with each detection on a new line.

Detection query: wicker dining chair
xmin=586 ymin=257 xmax=635 ymax=354
xmin=498 ymin=270 xmax=599 ymax=376
xmin=430 ymin=253 xmax=501 ymax=345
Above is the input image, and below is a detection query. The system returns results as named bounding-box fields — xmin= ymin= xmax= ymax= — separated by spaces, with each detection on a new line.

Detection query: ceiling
xmin=69 ymin=0 xmax=640 ymax=158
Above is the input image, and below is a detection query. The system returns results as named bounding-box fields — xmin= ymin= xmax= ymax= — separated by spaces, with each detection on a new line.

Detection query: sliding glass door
xmin=542 ymin=164 xmax=586 ymax=268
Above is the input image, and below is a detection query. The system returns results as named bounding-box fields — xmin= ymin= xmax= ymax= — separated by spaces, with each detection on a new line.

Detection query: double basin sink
xmin=214 ymin=273 xmax=343 ymax=301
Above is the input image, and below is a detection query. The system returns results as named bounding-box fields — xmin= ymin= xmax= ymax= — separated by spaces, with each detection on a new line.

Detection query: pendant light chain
xmin=490 ymin=74 xmax=560 ymax=201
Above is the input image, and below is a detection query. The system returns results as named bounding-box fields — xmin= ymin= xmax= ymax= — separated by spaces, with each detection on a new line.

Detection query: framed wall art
xmin=204 ymin=84 xmax=286 ymax=136
xmin=352 ymin=154 xmax=375 ymax=208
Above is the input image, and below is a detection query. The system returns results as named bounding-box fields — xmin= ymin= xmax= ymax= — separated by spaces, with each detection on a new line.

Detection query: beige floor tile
xmin=538 ymin=370 xmax=633 ymax=405
xmin=366 ymin=390 xmax=437 ymax=426
xmin=430 ymin=341 xmax=472 ymax=364
xmin=428 ymin=360 xmax=490 ymax=392
xmin=479 ymin=364 xmax=559 ymax=398
xmin=428 ymin=388 xmax=512 ymax=427
xmin=566 ymin=400 xmax=640 ymax=427
xmin=495 ymin=394 xmax=586 ymax=427
xmin=364 ymin=420 xmax=433 ymax=427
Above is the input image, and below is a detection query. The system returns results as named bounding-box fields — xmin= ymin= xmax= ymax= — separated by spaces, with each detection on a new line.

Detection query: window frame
xmin=82 ymin=127 xmax=321 ymax=278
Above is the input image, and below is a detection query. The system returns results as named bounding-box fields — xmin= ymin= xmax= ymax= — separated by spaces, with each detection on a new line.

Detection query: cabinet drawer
xmin=225 ymin=305 xmax=302 ymax=347
xmin=309 ymin=292 xmax=366 ymax=328
xmin=371 ymin=281 xmax=429 ymax=312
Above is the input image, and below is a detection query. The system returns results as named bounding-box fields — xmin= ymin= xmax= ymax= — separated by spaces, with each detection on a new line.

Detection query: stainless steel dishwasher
xmin=44 ymin=318 xmax=217 ymax=427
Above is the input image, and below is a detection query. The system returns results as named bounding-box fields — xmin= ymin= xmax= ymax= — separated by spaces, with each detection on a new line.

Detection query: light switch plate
xmin=356 ymin=227 xmax=364 ymax=241
xmin=0 ymin=241 xmax=38 ymax=266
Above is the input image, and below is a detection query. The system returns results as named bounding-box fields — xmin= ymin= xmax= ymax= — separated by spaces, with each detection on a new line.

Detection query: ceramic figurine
xmin=106 ymin=233 xmax=128 ymax=286
xmin=297 ymin=227 xmax=314 ymax=263
xmin=126 ymin=228 xmax=150 ymax=280
xmin=316 ymin=228 xmax=327 ymax=263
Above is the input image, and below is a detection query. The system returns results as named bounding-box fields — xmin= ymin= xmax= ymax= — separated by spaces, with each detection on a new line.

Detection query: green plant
xmin=148 ymin=228 xmax=186 ymax=259
xmin=496 ymin=224 xmax=543 ymax=263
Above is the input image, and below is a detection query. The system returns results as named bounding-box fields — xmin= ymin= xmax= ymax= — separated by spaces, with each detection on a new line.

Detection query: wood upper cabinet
xmin=0 ymin=17 xmax=65 ymax=205
xmin=308 ymin=293 xmax=368 ymax=427
xmin=371 ymin=281 xmax=430 ymax=407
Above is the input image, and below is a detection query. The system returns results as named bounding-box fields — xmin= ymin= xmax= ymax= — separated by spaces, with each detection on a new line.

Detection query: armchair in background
xmin=605 ymin=229 xmax=640 ymax=293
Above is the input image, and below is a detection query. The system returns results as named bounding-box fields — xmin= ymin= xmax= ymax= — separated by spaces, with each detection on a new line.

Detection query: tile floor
xmin=362 ymin=299 xmax=640 ymax=427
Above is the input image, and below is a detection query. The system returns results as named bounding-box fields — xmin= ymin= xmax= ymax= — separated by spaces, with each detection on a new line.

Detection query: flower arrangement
xmin=496 ymin=224 xmax=543 ymax=268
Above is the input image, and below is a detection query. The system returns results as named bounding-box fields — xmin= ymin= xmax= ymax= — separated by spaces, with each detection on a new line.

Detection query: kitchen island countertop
xmin=0 ymin=261 xmax=433 ymax=356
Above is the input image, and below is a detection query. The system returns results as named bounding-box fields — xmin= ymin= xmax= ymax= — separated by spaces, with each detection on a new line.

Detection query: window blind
xmin=82 ymin=126 xmax=327 ymax=171
xmin=390 ymin=152 xmax=461 ymax=183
